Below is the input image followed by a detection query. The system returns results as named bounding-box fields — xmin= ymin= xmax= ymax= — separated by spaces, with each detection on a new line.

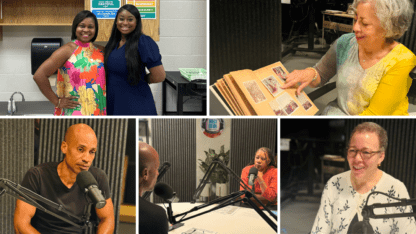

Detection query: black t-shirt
xmin=20 ymin=162 xmax=111 ymax=234
xmin=139 ymin=196 xmax=169 ymax=234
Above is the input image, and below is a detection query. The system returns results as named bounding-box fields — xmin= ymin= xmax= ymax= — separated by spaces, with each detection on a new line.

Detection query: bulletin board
xmin=85 ymin=0 xmax=160 ymax=42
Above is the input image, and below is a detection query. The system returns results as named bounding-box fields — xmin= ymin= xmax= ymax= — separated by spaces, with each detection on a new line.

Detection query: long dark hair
xmin=71 ymin=10 xmax=99 ymax=42
xmin=104 ymin=4 xmax=143 ymax=86
xmin=248 ymin=147 xmax=277 ymax=168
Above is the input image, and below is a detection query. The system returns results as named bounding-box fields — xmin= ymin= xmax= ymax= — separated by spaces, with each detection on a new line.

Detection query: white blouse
xmin=311 ymin=170 xmax=416 ymax=234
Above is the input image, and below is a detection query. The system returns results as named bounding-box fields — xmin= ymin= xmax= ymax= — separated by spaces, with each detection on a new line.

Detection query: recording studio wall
xmin=345 ymin=119 xmax=416 ymax=198
xmin=37 ymin=119 xmax=129 ymax=234
xmin=0 ymin=119 xmax=34 ymax=234
xmin=151 ymin=119 xmax=197 ymax=203
xmin=398 ymin=0 xmax=416 ymax=54
xmin=210 ymin=0 xmax=282 ymax=85
xmin=399 ymin=0 xmax=416 ymax=101
xmin=229 ymin=119 xmax=277 ymax=194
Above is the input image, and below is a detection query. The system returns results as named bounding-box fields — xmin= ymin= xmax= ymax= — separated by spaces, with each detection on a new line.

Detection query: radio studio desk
xmin=158 ymin=202 xmax=277 ymax=234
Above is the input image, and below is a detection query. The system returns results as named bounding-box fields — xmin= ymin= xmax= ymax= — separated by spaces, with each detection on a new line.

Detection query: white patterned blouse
xmin=311 ymin=170 xmax=416 ymax=234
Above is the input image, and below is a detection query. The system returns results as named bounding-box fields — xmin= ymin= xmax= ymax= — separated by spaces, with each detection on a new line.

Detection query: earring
xmin=378 ymin=163 xmax=381 ymax=167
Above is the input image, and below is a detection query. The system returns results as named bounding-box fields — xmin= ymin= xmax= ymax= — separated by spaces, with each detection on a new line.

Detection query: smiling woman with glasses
xmin=346 ymin=148 xmax=382 ymax=160
xmin=311 ymin=122 xmax=416 ymax=233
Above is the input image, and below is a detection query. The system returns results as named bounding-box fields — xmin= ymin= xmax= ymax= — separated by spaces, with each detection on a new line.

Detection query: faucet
xmin=8 ymin=92 xmax=25 ymax=115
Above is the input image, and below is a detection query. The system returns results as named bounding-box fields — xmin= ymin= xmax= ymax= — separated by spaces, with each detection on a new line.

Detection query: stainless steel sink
xmin=0 ymin=101 xmax=55 ymax=116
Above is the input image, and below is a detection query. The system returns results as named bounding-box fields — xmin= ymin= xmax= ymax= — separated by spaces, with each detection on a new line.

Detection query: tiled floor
xmin=281 ymin=198 xmax=320 ymax=234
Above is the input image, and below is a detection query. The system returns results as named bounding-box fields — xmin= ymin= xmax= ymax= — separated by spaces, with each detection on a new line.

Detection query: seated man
xmin=14 ymin=123 xmax=115 ymax=234
xmin=139 ymin=142 xmax=169 ymax=234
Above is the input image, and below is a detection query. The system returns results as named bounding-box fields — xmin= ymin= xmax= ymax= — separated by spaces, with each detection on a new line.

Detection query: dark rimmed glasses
xmin=346 ymin=148 xmax=382 ymax=160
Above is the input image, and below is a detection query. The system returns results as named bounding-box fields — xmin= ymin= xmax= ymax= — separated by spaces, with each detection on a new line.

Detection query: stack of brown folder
xmin=213 ymin=62 xmax=318 ymax=116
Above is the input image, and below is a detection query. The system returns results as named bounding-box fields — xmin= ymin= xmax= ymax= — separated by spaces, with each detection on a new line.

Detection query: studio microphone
xmin=248 ymin=167 xmax=258 ymax=186
xmin=350 ymin=220 xmax=374 ymax=234
xmin=154 ymin=182 xmax=176 ymax=202
xmin=76 ymin=171 xmax=106 ymax=209
xmin=154 ymin=182 xmax=179 ymax=225
xmin=351 ymin=208 xmax=374 ymax=234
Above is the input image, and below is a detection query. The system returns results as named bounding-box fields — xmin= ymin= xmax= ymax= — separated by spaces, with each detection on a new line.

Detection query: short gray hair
xmin=352 ymin=0 xmax=414 ymax=40
xmin=349 ymin=122 xmax=388 ymax=151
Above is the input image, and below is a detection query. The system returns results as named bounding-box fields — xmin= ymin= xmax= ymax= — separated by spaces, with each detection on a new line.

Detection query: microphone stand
xmin=357 ymin=191 xmax=416 ymax=234
xmin=82 ymin=195 xmax=95 ymax=233
xmin=0 ymin=178 xmax=91 ymax=233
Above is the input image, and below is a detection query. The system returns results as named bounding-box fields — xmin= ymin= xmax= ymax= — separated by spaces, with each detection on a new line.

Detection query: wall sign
xmin=127 ymin=0 xmax=157 ymax=19
xmin=200 ymin=119 xmax=224 ymax=138
xmin=91 ymin=0 xmax=121 ymax=19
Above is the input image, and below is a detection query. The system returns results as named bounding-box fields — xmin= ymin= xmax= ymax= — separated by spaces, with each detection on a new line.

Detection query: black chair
xmin=407 ymin=69 xmax=416 ymax=105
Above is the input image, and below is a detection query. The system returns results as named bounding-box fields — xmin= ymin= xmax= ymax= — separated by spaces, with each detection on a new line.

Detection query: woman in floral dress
xmin=34 ymin=11 xmax=106 ymax=115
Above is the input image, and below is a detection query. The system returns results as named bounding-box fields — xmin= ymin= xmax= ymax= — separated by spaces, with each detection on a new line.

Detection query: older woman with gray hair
xmin=282 ymin=0 xmax=416 ymax=115
xmin=310 ymin=122 xmax=416 ymax=233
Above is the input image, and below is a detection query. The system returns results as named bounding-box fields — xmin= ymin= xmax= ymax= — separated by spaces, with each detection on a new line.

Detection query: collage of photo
xmin=2 ymin=0 xmax=416 ymax=234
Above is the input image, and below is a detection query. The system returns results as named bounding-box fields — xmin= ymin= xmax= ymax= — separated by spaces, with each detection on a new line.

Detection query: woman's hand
xmin=257 ymin=170 xmax=264 ymax=180
xmin=281 ymin=68 xmax=319 ymax=96
xmin=256 ymin=171 xmax=267 ymax=194
xmin=58 ymin=96 xmax=80 ymax=109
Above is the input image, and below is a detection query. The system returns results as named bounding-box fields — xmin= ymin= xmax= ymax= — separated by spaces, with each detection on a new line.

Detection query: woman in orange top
xmin=240 ymin=147 xmax=277 ymax=208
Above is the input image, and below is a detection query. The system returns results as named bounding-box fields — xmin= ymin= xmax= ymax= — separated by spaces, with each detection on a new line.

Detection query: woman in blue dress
xmin=104 ymin=4 xmax=165 ymax=115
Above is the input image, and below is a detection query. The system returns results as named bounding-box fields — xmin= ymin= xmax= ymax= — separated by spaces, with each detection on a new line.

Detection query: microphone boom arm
xmin=166 ymin=190 xmax=277 ymax=232
xmin=363 ymin=191 xmax=416 ymax=219
xmin=192 ymin=160 xmax=254 ymax=202
xmin=192 ymin=160 xmax=277 ymax=220
xmin=0 ymin=178 xmax=85 ymax=229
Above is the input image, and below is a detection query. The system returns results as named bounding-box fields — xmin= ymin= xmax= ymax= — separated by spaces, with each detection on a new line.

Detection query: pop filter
xmin=248 ymin=167 xmax=258 ymax=186
xmin=154 ymin=182 xmax=175 ymax=201
xmin=351 ymin=220 xmax=374 ymax=234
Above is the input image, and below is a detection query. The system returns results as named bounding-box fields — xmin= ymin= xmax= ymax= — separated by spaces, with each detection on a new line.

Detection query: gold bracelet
xmin=306 ymin=67 xmax=318 ymax=82
xmin=56 ymin=98 xmax=61 ymax=108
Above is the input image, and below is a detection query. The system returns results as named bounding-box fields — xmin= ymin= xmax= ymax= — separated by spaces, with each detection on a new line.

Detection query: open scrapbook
xmin=212 ymin=62 xmax=318 ymax=116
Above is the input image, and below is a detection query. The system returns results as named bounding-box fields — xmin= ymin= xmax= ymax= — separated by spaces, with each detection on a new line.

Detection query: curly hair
xmin=248 ymin=147 xmax=277 ymax=168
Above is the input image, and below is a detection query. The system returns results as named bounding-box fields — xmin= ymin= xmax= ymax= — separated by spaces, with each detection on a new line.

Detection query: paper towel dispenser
xmin=31 ymin=38 xmax=64 ymax=75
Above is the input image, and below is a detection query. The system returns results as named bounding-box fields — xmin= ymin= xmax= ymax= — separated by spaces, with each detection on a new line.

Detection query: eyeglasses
xmin=346 ymin=148 xmax=382 ymax=160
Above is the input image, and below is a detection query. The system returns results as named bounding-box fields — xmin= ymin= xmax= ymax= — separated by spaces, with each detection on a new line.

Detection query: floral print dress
xmin=54 ymin=40 xmax=106 ymax=116
xmin=311 ymin=171 xmax=416 ymax=234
